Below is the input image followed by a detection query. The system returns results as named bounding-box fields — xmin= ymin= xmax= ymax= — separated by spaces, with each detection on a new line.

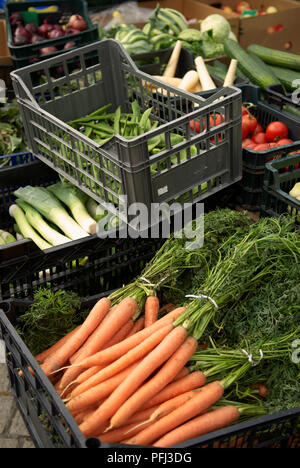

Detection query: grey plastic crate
xmin=11 ymin=39 xmax=242 ymax=225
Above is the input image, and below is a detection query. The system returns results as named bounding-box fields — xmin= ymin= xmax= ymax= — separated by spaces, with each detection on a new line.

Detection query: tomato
xmin=242 ymin=138 xmax=254 ymax=148
xmin=265 ymin=121 xmax=289 ymax=142
xmin=276 ymin=138 xmax=293 ymax=146
xmin=242 ymin=120 xmax=249 ymax=138
xmin=245 ymin=143 xmax=257 ymax=150
xmin=251 ymin=132 xmax=267 ymax=144
xmin=252 ymin=123 xmax=264 ymax=136
xmin=189 ymin=120 xmax=201 ymax=133
xmin=254 ymin=143 xmax=271 ymax=151
xmin=242 ymin=105 xmax=249 ymax=116
xmin=242 ymin=114 xmax=258 ymax=135
xmin=209 ymin=113 xmax=225 ymax=127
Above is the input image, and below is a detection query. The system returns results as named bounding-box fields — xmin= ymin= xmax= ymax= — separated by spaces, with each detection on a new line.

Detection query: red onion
xmin=25 ymin=23 xmax=39 ymax=35
xmin=67 ymin=14 xmax=87 ymax=31
xmin=31 ymin=34 xmax=45 ymax=44
xmin=48 ymin=29 xmax=65 ymax=39
xmin=65 ymin=28 xmax=81 ymax=35
xmin=13 ymin=26 xmax=31 ymax=45
xmin=64 ymin=41 xmax=76 ymax=49
xmin=39 ymin=23 xmax=54 ymax=37
xmin=40 ymin=46 xmax=58 ymax=56
xmin=10 ymin=13 xmax=24 ymax=27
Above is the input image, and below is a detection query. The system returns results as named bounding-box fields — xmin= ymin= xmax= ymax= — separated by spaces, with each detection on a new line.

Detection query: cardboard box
xmin=139 ymin=0 xmax=240 ymax=36
xmin=0 ymin=19 xmax=13 ymax=88
xmin=198 ymin=0 xmax=300 ymax=54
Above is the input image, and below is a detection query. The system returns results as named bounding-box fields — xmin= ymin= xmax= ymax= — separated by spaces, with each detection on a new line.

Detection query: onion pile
xmin=10 ymin=13 xmax=88 ymax=55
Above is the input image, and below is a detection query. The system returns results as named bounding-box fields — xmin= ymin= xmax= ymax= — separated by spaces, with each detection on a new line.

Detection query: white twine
xmin=139 ymin=270 xmax=179 ymax=290
xmin=185 ymin=294 xmax=219 ymax=310
xmin=241 ymin=349 xmax=264 ymax=367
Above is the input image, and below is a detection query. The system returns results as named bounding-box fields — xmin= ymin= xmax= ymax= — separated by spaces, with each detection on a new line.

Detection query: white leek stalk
xmin=16 ymin=199 xmax=71 ymax=246
xmin=14 ymin=186 xmax=89 ymax=241
xmin=47 ymin=182 xmax=97 ymax=235
xmin=9 ymin=205 xmax=52 ymax=251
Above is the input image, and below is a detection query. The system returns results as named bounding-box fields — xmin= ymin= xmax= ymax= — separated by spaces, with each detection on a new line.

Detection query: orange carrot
xmin=173 ymin=367 xmax=189 ymax=382
xmin=79 ymin=326 xmax=188 ymax=437
xmin=72 ymin=307 xmax=186 ymax=370
xmin=98 ymin=419 xmax=154 ymax=443
xmin=34 ymin=325 xmax=82 ymax=363
xmin=58 ymin=297 xmax=138 ymax=391
xmin=159 ymin=304 xmax=174 ymax=314
xmin=101 ymin=319 xmax=134 ymax=350
xmin=40 ymin=297 xmax=111 ymax=377
xmin=76 ymin=366 xmax=104 ymax=385
xmin=124 ymin=381 xmax=225 ymax=446
xmin=70 ymin=324 xmax=173 ymax=398
xmin=126 ymin=317 xmax=145 ymax=337
xmin=143 ymin=371 xmax=206 ymax=410
xmin=109 ymin=335 xmax=198 ymax=430
xmin=69 ymin=302 xmax=133 ymax=364
xmin=153 ymin=405 xmax=240 ymax=447
xmin=66 ymin=360 xmax=143 ymax=414
xmin=144 ymin=296 xmax=160 ymax=328
xmin=148 ymin=390 xmax=198 ymax=423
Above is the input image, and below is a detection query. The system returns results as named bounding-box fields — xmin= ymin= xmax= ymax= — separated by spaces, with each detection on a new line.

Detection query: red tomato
xmin=254 ymin=143 xmax=271 ymax=151
xmin=242 ymin=114 xmax=258 ymax=135
xmin=251 ymin=132 xmax=267 ymax=144
xmin=242 ymin=120 xmax=249 ymax=139
xmin=265 ymin=121 xmax=289 ymax=142
xmin=209 ymin=113 xmax=225 ymax=127
xmin=276 ymin=138 xmax=293 ymax=146
xmin=242 ymin=138 xmax=254 ymax=148
xmin=189 ymin=120 xmax=201 ymax=133
xmin=252 ymin=123 xmax=264 ymax=135
xmin=242 ymin=105 xmax=249 ymax=116
xmin=245 ymin=143 xmax=257 ymax=150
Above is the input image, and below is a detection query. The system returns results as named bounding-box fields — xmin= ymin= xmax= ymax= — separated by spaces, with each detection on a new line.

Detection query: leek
xmin=0 ymin=229 xmax=16 ymax=244
xmin=47 ymin=182 xmax=97 ymax=235
xmin=16 ymin=199 xmax=71 ymax=246
xmin=14 ymin=186 xmax=89 ymax=241
xmin=86 ymin=198 xmax=108 ymax=222
xmin=9 ymin=205 xmax=52 ymax=251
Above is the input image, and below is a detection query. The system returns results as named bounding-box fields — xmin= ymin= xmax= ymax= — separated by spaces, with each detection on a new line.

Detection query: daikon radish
xmin=223 ymin=59 xmax=238 ymax=87
xmin=178 ymin=70 xmax=200 ymax=92
xmin=195 ymin=56 xmax=216 ymax=91
xmin=163 ymin=41 xmax=182 ymax=78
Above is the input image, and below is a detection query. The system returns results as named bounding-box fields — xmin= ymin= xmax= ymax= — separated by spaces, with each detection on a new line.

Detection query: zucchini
xmin=267 ymin=65 xmax=300 ymax=92
xmin=213 ymin=60 xmax=228 ymax=73
xmin=224 ymin=39 xmax=279 ymax=88
xmin=283 ymin=104 xmax=300 ymax=118
xmin=247 ymin=44 xmax=300 ymax=71
xmin=206 ymin=64 xmax=227 ymax=81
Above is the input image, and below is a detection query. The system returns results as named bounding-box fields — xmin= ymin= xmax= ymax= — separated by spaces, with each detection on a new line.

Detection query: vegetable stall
xmin=0 ymin=0 xmax=299 ymax=451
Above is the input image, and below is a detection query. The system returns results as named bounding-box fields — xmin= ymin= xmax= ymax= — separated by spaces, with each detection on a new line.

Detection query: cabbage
xmin=200 ymin=14 xmax=231 ymax=43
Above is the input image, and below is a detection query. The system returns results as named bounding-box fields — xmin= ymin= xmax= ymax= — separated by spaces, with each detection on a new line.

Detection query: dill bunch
xmin=17 ymin=289 xmax=85 ymax=356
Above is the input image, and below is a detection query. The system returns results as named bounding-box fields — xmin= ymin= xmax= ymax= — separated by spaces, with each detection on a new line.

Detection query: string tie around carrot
xmin=185 ymin=294 xmax=219 ymax=310
xmin=241 ymin=349 xmax=263 ymax=367
xmin=139 ymin=270 xmax=179 ymax=290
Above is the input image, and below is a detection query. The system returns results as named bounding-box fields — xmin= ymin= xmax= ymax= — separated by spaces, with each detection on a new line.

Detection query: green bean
xmin=114 ymin=106 xmax=121 ymax=135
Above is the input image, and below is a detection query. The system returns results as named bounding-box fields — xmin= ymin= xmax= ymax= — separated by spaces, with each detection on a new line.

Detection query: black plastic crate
xmin=11 ymin=39 xmax=242 ymax=227
xmin=232 ymin=85 xmax=300 ymax=210
xmin=1 ymin=296 xmax=299 ymax=449
xmin=0 ymin=155 xmax=163 ymax=300
xmin=264 ymin=84 xmax=300 ymax=113
xmin=260 ymin=152 xmax=300 ymax=221
xmin=5 ymin=0 xmax=99 ymax=68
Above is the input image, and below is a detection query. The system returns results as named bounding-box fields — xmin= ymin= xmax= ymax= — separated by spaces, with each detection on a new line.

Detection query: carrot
xmin=109 ymin=335 xmax=198 ymax=430
xmin=173 ymin=367 xmax=189 ymax=382
xmin=143 ymin=371 xmax=206 ymax=410
xmin=70 ymin=324 xmax=174 ymax=398
xmin=66 ymin=360 xmax=143 ymax=414
xmin=102 ymin=319 xmax=134 ymax=349
xmin=153 ymin=405 xmax=240 ymax=447
xmin=72 ymin=307 xmax=186 ymax=370
xmin=159 ymin=304 xmax=174 ymax=314
xmin=98 ymin=419 xmax=154 ymax=443
xmin=124 ymin=381 xmax=224 ymax=446
xmin=58 ymin=297 xmax=138 ymax=391
xmin=144 ymin=296 xmax=160 ymax=328
xmin=69 ymin=301 xmax=134 ymax=364
xmin=34 ymin=325 xmax=82 ymax=363
xmin=79 ymin=326 xmax=188 ymax=437
xmin=76 ymin=366 xmax=104 ymax=385
xmin=40 ymin=297 xmax=111 ymax=377
xmin=126 ymin=317 xmax=145 ymax=337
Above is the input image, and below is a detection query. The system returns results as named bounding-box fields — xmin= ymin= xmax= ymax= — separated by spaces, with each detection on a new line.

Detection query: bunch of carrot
xmin=33 ymin=294 xmax=243 ymax=447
